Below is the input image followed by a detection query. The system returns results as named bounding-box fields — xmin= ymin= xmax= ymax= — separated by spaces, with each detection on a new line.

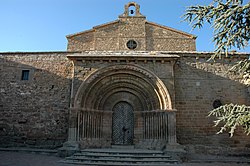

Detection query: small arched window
xmin=128 ymin=5 xmax=136 ymax=16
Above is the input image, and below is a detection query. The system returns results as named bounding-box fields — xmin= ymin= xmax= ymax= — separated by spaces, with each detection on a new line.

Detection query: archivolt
xmin=74 ymin=64 xmax=172 ymax=110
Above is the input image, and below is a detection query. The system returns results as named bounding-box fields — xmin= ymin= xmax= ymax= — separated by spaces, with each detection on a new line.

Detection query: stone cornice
xmin=67 ymin=53 xmax=180 ymax=63
xmin=0 ymin=51 xmax=249 ymax=59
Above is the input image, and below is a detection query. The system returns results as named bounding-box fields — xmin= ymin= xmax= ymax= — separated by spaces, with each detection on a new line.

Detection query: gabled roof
xmin=66 ymin=20 xmax=119 ymax=38
xmin=146 ymin=21 xmax=196 ymax=39
xmin=93 ymin=20 xmax=119 ymax=29
xmin=66 ymin=29 xmax=95 ymax=38
xmin=66 ymin=19 xmax=196 ymax=39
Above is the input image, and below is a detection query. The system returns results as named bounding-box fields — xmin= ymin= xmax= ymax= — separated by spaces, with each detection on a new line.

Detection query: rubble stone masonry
xmin=0 ymin=2 xmax=249 ymax=154
xmin=0 ymin=52 xmax=73 ymax=148
xmin=0 ymin=51 xmax=249 ymax=151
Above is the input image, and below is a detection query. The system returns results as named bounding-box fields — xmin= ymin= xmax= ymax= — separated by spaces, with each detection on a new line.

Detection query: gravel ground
xmin=0 ymin=151 xmax=249 ymax=166
xmin=0 ymin=151 xmax=74 ymax=166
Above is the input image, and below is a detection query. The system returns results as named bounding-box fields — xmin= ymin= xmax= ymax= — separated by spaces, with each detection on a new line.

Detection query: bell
xmin=130 ymin=10 xmax=134 ymax=15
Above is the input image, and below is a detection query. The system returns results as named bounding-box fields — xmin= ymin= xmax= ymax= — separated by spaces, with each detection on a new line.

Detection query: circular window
xmin=126 ymin=40 xmax=137 ymax=50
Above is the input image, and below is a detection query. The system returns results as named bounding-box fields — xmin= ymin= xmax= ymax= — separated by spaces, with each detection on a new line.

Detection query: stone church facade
xmin=0 ymin=2 xmax=249 ymax=154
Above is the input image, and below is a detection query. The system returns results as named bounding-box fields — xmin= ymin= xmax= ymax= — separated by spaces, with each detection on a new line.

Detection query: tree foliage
xmin=208 ymin=58 xmax=250 ymax=136
xmin=183 ymin=0 xmax=250 ymax=58
xmin=229 ymin=58 xmax=250 ymax=85
xmin=208 ymin=104 xmax=250 ymax=137
xmin=183 ymin=0 xmax=250 ymax=136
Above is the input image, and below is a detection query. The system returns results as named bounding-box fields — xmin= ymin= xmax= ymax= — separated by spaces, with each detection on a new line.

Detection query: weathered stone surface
xmin=0 ymin=2 xmax=249 ymax=155
xmin=0 ymin=53 xmax=73 ymax=148
xmin=0 ymin=50 xmax=249 ymax=152
xmin=66 ymin=3 xmax=196 ymax=52
xmin=66 ymin=51 xmax=249 ymax=151
xmin=174 ymin=53 xmax=250 ymax=149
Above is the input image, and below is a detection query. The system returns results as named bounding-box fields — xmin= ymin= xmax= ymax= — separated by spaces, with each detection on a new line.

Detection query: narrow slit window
xmin=21 ymin=70 xmax=30 ymax=80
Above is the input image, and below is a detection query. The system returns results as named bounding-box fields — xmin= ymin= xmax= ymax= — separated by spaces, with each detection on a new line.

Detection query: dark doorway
xmin=112 ymin=101 xmax=134 ymax=145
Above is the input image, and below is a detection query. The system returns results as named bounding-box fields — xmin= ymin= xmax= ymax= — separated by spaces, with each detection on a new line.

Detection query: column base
xmin=164 ymin=143 xmax=187 ymax=162
xmin=57 ymin=141 xmax=80 ymax=157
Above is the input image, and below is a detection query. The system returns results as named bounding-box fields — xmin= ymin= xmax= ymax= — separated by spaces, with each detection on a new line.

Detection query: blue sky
xmin=0 ymin=0 xmax=249 ymax=52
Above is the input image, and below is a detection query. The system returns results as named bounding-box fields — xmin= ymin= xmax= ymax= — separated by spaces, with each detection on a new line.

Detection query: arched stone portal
xmin=74 ymin=64 xmax=172 ymax=110
xmin=69 ymin=64 xmax=177 ymax=149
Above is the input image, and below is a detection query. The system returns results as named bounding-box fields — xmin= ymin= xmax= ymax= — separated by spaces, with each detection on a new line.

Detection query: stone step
xmin=66 ymin=156 xmax=177 ymax=163
xmin=60 ymin=160 xmax=178 ymax=166
xmin=61 ymin=148 xmax=179 ymax=165
xmin=81 ymin=148 xmax=164 ymax=155
xmin=72 ymin=153 xmax=171 ymax=158
xmin=111 ymin=145 xmax=135 ymax=149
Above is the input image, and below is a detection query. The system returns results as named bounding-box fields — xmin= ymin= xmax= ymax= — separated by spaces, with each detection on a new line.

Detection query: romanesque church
xmin=0 ymin=2 xmax=249 ymax=159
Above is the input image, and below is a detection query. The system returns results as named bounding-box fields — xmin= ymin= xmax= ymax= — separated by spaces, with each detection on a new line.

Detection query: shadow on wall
xmin=174 ymin=55 xmax=250 ymax=152
xmin=0 ymin=52 xmax=249 ymax=152
xmin=0 ymin=54 xmax=72 ymax=149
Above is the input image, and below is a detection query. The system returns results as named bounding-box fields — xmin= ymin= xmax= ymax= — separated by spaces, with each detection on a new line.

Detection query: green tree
xmin=183 ymin=0 xmax=250 ymax=137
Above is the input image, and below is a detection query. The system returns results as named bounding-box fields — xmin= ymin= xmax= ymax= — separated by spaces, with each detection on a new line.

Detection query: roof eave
xmin=146 ymin=21 xmax=196 ymax=39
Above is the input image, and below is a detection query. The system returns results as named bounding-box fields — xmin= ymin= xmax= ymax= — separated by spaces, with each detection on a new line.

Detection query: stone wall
xmin=67 ymin=18 xmax=196 ymax=52
xmin=174 ymin=52 xmax=250 ymax=151
xmin=0 ymin=51 xmax=249 ymax=153
xmin=145 ymin=23 xmax=196 ymax=51
xmin=68 ymin=51 xmax=250 ymax=151
xmin=0 ymin=52 xmax=73 ymax=148
xmin=67 ymin=30 xmax=95 ymax=51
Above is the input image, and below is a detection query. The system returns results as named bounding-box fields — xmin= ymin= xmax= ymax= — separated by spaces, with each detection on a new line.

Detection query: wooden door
xmin=112 ymin=102 xmax=134 ymax=145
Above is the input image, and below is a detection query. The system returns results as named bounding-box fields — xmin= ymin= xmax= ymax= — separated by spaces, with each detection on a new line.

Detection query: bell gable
xmin=66 ymin=2 xmax=196 ymax=51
